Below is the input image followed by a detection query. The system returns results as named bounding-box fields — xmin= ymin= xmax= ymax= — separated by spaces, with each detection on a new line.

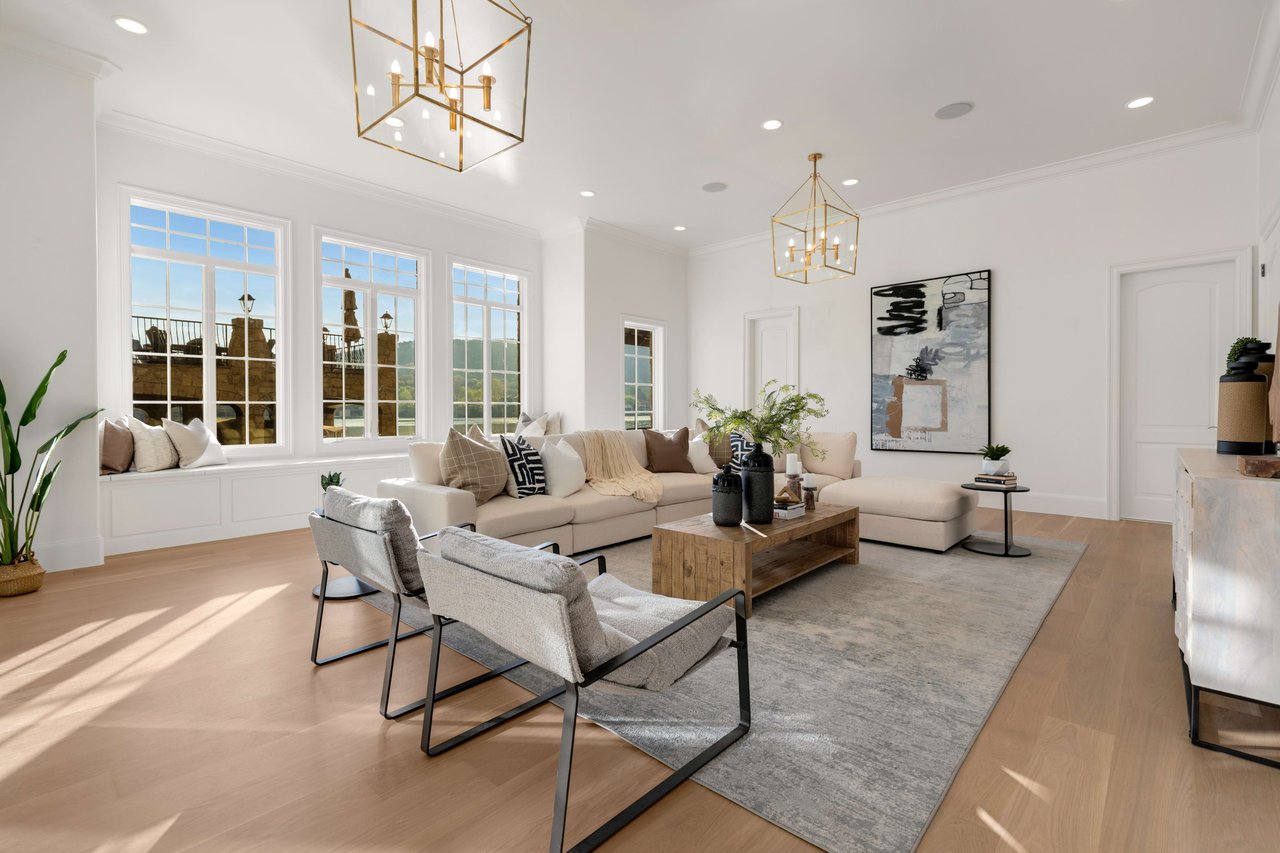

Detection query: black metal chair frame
xmin=420 ymin=585 xmax=750 ymax=853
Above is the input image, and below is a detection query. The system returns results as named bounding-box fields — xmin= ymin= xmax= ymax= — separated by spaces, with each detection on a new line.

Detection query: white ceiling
xmin=2 ymin=0 xmax=1271 ymax=247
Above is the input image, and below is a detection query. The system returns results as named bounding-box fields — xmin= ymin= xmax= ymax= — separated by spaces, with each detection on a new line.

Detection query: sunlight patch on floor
xmin=0 ymin=612 xmax=167 ymax=699
xmin=88 ymin=812 xmax=181 ymax=853
xmin=977 ymin=806 xmax=1029 ymax=853
xmin=1001 ymin=765 xmax=1052 ymax=802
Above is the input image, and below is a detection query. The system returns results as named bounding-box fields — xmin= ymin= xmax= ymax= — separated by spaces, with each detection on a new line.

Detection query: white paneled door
xmin=744 ymin=307 xmax=799 ymax=405
xmin=1119 ymin=259 xmax=1246 ymax=522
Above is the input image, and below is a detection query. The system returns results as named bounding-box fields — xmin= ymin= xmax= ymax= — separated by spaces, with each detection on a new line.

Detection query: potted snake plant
xmin=0 ymin=351 xmax=101 ymax=596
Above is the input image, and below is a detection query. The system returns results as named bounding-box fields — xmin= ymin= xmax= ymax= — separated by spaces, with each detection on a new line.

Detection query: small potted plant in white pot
xmin=978 ymin=443 xmax=1012 ymax=475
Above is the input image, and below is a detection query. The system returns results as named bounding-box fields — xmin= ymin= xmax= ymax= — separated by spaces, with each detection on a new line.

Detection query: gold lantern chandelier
xmin=347 ymin=0 xmax=532 ymax=172
xmin=771 ymin=153 xmax=860 ymax=283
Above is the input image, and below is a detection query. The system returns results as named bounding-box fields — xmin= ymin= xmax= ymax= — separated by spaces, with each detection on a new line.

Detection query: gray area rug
xmin=365 ymin=531 xmax=1085 ymax=852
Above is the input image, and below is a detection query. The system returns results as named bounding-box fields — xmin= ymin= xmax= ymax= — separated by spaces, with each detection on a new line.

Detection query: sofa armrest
xmin=377 ymin=478 xmax=477 ymax=533
xmin=851 ymin=459 xmax=862 ymax=479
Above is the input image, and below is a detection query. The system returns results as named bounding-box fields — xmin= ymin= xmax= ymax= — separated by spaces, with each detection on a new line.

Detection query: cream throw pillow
xmin=687 ymin=432 xmax=719 ymax=475
xmin=127 ymin=416 xmax=179 ymax=473
xmin=162 ymin=418 xmax=228 ymax=469
xmin=440 ymin=428 xmax=508 ymax=505
xmin=541 ymin=438 xmax=587 ymax=498
xmin=516 ymin=413 xmax=548 ymax=438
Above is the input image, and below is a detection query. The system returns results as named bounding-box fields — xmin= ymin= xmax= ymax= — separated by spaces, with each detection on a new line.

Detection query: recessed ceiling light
xmin=385 ymin=116 xmax=404 ymax=127
xmin=1127 ymin=96 xmax=1154 ymax=109
xmin=673 ymin=225 xmax=687 ymax=232
xmin=113 ymin=16 xmax=148 ymax=34
xmin=841 ymin=178 xmax=859 ymax=186
xmin=934 ymin=102 xmax=974 ymax=120
xmin=579 ymin=190 xmax=595 ymax=198
xmin=701 ymin=181 xmax=728 ymax=193
xmin=761 ymin=119 xmax=783 ymax=130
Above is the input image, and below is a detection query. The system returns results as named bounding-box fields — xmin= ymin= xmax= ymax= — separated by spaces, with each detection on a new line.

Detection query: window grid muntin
xmin=451 ymin=263 xmax=523 ymax=434
xmin=623 ymin=323 xmax=656 ymax=431
xmin=321 ymin=236 xmax=423 ymax=441
xmin=127 ymin=199 xmax=282 ymax=447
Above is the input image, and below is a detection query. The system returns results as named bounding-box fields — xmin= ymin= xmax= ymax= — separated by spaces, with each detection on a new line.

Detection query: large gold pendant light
xmin=348 ymin=0 xmax=531 ymax=172
xmin=771 ymin=153 xmax=859 ymax=282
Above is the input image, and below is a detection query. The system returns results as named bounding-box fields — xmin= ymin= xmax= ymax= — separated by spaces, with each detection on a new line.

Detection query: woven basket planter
xmin=0 ymin=559 xmax=45 ymax=597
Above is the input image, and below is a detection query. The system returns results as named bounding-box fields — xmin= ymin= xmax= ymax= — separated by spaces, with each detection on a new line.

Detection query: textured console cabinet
xmin=1173 ymin=448 xmax=1280 ymax=707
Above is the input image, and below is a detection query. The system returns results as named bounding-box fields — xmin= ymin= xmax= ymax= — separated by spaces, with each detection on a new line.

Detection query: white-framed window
xmin=127 ymin=196 xmax=284 ymax=447
xmin=622 ymin=318 xmax=663 ymax=430
xmin=451 ymin=261 xmax=524 ymax=434
xmin=319 ymin=235 xmax=424 ymax=440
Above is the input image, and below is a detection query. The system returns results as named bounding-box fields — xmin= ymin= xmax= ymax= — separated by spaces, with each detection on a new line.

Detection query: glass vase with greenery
xmin=692 ymin=381 xmax=830 ymax=458
xmin=1 ymin=351 xmax=101 ymax=595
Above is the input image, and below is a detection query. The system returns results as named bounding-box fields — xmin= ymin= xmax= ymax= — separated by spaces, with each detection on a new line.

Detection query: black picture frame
xmin=868 ymin=269 xmax=992 ymax=455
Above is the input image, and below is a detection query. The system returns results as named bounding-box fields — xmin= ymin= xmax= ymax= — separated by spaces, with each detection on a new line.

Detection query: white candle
xmin=802 ymin=472 xmax=816 ymax=489
xmin=786 ymin=453 xmax=801 ymax=475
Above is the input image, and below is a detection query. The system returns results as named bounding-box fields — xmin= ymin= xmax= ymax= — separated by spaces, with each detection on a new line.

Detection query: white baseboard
xmin=35 ymin=535 xmax=105 ymax=572
xmin=974 ymin=490 xmax=1109 ymax=520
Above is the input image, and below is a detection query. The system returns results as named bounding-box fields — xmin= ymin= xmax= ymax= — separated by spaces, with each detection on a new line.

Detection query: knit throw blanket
xmin=580 ymin=430 xmax=662 ymax=504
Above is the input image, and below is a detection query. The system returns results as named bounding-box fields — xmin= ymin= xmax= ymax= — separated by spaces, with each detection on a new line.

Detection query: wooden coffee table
xmin=651 ymin=504 xmax=860 ymax=617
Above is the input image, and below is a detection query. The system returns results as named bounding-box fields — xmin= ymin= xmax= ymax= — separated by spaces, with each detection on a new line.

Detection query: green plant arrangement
xmin=1 ymin=351 xmax=101 ymax=596
xmin=692 ymin=380 xmax=830 ymax=457
xmin=320 ymin=471 xmax=345 ymax=491
xmin=1227 ymin=336 xmax=1262 ymax=366
xmin=978 ymin=443 xmax=1011 ymax=460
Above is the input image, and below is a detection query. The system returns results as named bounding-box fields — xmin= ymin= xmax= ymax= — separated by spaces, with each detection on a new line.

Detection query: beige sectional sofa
xmin=378 ymin=430 xmax=861 ymax=555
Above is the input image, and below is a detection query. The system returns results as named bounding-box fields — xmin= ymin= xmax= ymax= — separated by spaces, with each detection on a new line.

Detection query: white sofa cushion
xmin=820 ymin=477 xmax=977 ymax=522
xmin=801 ymin=432 xmax=858 ymax=479
xmin=654 ymin=472 xmax=713 ymax=506
xmin=408 ymin=441 xmax=445 ymax=485
xmin=687 ymin=433 xmax=719 ymax=475
xmin=476 ymin=494 xmax=575 ymax=538
xmin=561 ymin=488 xmax=653 ymax=524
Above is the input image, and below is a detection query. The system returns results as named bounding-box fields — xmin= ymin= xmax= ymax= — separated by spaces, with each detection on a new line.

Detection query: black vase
xmin=711 ymin=465 xmax=743 ymax=527
xmin=741 ymin=442 xmax=775 ymax=525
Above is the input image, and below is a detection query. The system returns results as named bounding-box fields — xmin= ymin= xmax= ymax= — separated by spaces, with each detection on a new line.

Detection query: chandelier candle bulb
xmin=479 ymin=61 xmax=496 ymax=111
xmin=771 ymin=151 xmax=861 ymax=282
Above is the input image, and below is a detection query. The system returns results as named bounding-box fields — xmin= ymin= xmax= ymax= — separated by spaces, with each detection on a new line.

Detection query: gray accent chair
xmin=308 ymin=487 xmax=603 ymax=719
xmin=417 ymin=527 xmax=750 ymax=853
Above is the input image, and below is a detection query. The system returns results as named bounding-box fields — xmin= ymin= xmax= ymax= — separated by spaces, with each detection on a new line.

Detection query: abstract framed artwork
xmin=870 ymin=270 xmax=991 ymax=453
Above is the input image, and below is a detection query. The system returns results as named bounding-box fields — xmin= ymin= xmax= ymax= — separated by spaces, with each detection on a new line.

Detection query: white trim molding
xmin=0 ymin=27 xmax=119 ymax=80
xmin=1105 ymin=246 xmax=1254 ymax=520
xmin=742 ymin=306 xmax=800 ymax=407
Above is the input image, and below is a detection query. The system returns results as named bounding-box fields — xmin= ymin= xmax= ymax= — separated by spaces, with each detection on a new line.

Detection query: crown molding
xmin=1241 ymin=0 xmax=1280 ymax=128
xmin=96 ymin=111 xmax=542 ymax=242
xmin=0 ymin=27 xmax=119 ymax=80
xmin=690 ymin=119 xmax=1252 ymax=257
xmin=580 ymin=217 xmax=688 ymax=259
xmin=538 ymin=218 xmax=587 ymax=243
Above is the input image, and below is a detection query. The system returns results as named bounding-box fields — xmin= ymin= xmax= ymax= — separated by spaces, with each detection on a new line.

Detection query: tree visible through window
xmin=128 ymin=199 xmax=281 ymax=446
xmin=624 ymin=323 xmax=658 ymax=430
xmin=452 ymin=263 xmax=523 ymax=434
xmin=320 ymin=238 xmax=421 ymax=440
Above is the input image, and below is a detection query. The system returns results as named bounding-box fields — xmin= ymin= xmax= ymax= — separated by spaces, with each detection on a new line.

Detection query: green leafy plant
xmin=1 ymin=351 xmax=101 ymax=566
xmin=320 ymin=471 xmax=345 ymax=492
xmin=1227 ymin=336 xmax=1261 ymax=366
xmin=978 ymin=443 xmax=1011 ymax=460
xmin=692 ymin=381 xmax=830 ymax=457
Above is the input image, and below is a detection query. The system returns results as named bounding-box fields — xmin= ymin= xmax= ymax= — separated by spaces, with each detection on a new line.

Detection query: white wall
xmin=688 ymin=134 xmax=1260 ymax=518
xmin=582 ymin=224 xmax=689 ymax=431
xmin=0 ymin=46 xmax=102 ymax=571
xmin=96 ymin=123 xmax=543 ymax=453
xmin=540 ymin=223 xmax=587 ymax=429
xmin=1257 ymin=51 xmax=1280 ymax=339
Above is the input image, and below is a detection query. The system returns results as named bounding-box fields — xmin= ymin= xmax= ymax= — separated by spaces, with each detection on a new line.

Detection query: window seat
xmin=100 ymin=452 xmax=410 ymax=556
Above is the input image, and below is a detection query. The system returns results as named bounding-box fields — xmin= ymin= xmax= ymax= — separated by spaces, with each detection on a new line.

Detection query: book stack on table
xmin=974 ymin=472 xmax=1018 ymax=487
xmin=773 ymin=502 xmax=806 ymax=520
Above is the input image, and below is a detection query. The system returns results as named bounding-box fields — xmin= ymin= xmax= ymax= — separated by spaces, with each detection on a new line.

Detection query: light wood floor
xmin=1 ymin=510 xmax=1277 ymax=852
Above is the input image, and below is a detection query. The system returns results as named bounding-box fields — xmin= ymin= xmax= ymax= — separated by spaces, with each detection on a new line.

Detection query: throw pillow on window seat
xmin=127 ymin=416 xmax=180 ymax=473
xmin=100 ymin=417 xmax=135 ymax=474
xmin=162 ymin=418 xmax=228 ymax=469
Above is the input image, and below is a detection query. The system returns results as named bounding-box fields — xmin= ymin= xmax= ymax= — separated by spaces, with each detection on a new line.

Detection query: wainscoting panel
xmin=108 ymin=478 xmax=221 ymax=539
xmin=230 ymin=473 xmax=318 ymax=523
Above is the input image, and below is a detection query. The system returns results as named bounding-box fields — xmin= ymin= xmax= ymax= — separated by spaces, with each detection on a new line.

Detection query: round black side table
xmin=961 ymin=483 xmax=1031 ymax=558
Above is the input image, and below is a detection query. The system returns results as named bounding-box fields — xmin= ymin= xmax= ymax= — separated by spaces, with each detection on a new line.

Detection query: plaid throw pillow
xmin=439 ymin=428 xmax=508 ymax=505
xmin=499 ymin=435 xmax=547 ymax=498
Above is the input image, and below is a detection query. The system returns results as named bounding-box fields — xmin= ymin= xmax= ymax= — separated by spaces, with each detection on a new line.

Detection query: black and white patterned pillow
xmin=499 ymin=435 xmax=547 ymax=498
xmin=728 ymin=432 xmax=751 ymax=474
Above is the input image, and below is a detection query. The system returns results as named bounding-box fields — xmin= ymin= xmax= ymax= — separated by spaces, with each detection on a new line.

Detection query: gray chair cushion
xmin=588 ymin=573 xmax=733 ymax=691
xmin=322 ymin=486 xmax=424 ymax=596
xmin=439 ymin=528 xmax=614 ymax=672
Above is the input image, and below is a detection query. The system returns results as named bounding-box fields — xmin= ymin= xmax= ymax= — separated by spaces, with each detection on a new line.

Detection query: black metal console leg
xmin=1181 ymin=657 xmax=1280 ymax=771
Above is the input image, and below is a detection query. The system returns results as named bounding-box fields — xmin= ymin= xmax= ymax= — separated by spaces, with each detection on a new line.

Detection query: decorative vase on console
xmin=741 ymin=442 xmax=776 ymax=525
xmin=711 ymin=464 xmax=743 ymax=527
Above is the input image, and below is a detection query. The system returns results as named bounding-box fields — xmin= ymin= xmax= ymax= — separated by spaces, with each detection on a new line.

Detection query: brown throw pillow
xmin=440 ymin=428 xmax=508 ymax=505
xmin=100 ymin=417 xmax=134 ymax=474
xmin=695 ymin=417 xmax=733 ymax=467
xmin=644 ymin=427 xmax=695 ymax=473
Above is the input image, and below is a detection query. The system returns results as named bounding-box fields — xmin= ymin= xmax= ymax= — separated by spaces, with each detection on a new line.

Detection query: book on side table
xmin=975 ymin=472 xmax=1018 ymax=487
xmin=773 ymin=503 xmax=806 ymax=520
